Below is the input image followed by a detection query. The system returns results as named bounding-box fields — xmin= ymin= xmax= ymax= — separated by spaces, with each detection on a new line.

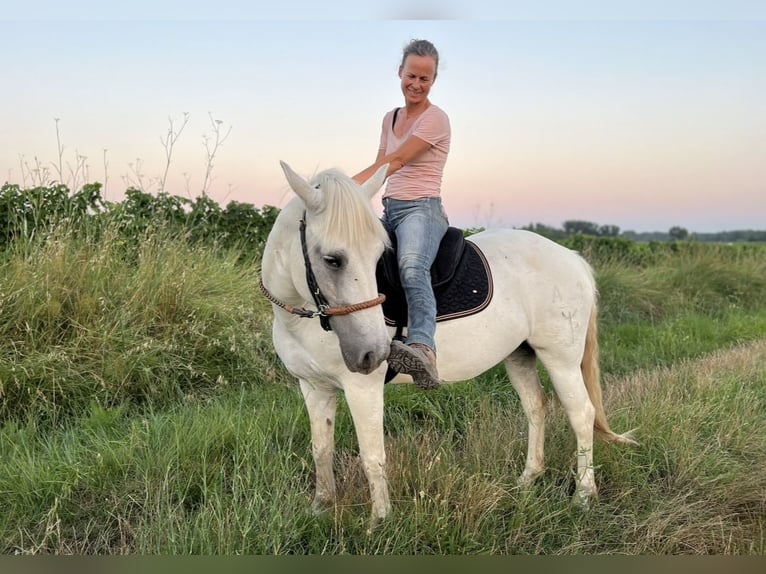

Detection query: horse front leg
xmin=299 ymin=379 xmax=339 ymax=515
xmin=343 ymin=378 xmax=391 ymax=524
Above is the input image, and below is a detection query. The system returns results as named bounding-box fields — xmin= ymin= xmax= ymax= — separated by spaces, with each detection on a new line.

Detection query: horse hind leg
xmin=504 ymin=343 xmax=548 ymax=487
xmin=299 ymin=379 xmax=339 ymax=515
xmin=534 ymin=349 xmax=598 ymax=506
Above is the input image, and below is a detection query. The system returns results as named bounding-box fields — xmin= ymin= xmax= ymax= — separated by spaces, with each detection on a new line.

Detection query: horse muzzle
xmin=332 ymin=314 xmax=391 ymax=375
xmin=341 ymin=339 xmax=390 ymax=375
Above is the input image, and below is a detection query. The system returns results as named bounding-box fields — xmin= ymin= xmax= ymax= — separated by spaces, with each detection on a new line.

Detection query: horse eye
xmin=322 ymin=255 xmax=342 ymax=269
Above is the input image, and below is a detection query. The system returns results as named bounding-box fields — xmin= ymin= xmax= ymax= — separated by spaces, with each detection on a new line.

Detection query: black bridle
xmin=299 ymin=212 xmax=333 ymax=331
xmin=259 ymin=211 xmax=386 ymax=331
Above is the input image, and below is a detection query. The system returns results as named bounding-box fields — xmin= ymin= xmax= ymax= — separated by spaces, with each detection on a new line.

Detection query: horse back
xmin=468 ymin=228 xmax=597 ymax=305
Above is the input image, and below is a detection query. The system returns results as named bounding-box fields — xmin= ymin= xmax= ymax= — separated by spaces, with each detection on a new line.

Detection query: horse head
xmin=278 ymin=161 xmax=391 ymax=374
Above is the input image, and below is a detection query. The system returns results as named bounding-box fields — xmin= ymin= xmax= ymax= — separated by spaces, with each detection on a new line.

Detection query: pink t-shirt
xmin=379 ymin=105 xmax=451 ymax=200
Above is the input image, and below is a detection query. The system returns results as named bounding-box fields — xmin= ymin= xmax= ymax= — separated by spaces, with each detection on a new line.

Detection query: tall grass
xmin=0 ymin=223 xmax=281 ymax=424
xmin=595 ymin=244 xmax=766 ymax=323
xmin=595 ymin=244 xmax=766 ymax=374
xmin=0 ymin=229 xmax=764 ymax=554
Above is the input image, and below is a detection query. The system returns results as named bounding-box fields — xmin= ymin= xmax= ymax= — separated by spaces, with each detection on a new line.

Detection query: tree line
xmin=519 ymin=220 xmax=766 ymax=243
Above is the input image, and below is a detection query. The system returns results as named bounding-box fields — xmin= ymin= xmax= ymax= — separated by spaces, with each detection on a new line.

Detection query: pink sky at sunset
xmin=2 ymin=8 xmax=764 ymax=233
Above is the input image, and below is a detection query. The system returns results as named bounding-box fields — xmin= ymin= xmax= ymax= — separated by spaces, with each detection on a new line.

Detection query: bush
xmin=0 ymin=182 xmax=280 ymax=258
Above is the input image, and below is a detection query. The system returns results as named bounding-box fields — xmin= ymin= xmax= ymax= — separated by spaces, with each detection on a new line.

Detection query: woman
xmin=353 ymin=39 xmax=451 ymax=390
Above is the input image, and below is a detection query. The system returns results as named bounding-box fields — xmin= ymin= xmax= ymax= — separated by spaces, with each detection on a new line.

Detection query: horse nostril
xmin=359 ymin=349 xmax=387 ymax=374
xmin=360 ymin=351 xmax=374 ymax=373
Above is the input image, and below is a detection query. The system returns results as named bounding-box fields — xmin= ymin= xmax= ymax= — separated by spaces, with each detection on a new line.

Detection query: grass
xmin=0 ymin=387 xmax=313 ymax=553
xmin=0 ymin=229 xmax=765 ymax=554
xmin=0 ymin=224 xmax=282 ymax=424
xmin=1 ymin=342 xmax=763 ymax=554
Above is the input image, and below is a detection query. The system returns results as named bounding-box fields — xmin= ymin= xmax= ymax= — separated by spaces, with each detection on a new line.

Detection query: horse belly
xmin=386 ymin=237 xmax=530 ymax=383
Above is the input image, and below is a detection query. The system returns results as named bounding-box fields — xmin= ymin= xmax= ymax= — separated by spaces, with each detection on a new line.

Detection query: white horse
xmin=260 ymin=162 xmax=636 ymax=523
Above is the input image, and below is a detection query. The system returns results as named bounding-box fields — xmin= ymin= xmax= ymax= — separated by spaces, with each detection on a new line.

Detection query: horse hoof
xmin=517 ymin=468 xmax=545 ymax=489
xmin=310 ymin=498 xmax=335 ymax=516
xmin=572 ymin=492 xmax=595 ymax=511
xmin=368 ymin=508 xmax=392 ymax=532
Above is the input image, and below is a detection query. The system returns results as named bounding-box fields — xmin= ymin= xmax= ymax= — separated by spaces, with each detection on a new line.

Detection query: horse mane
xmin=308 ymin=168 xmax=390 ymax=249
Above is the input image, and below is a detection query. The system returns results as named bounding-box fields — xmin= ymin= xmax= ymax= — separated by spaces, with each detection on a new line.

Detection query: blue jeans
xmin=382 ymin=197 xmax=448 ymax=351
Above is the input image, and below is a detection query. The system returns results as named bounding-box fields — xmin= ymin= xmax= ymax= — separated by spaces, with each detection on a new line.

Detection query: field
xmin=0 ymin=224 xmax=765 ymax=554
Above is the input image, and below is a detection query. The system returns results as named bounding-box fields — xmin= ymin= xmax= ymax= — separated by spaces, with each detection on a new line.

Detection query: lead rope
xmin=258 ymin=277 xmax=321 ymax=319
xmin=258 ymin=277 xmax=386 ymax=321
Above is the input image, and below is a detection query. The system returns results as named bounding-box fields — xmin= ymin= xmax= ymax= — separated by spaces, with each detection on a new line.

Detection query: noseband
xmin=259 ymin=212 xmax=386 ymax=331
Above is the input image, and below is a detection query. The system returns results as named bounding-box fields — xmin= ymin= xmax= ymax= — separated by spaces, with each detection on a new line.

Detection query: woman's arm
xmin=352 ymin=135 xmax=432 ymax=184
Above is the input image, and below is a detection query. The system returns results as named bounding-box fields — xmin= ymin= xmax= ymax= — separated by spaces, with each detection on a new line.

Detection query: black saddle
xmin=376 ymin=227 xmax=493 ymax=331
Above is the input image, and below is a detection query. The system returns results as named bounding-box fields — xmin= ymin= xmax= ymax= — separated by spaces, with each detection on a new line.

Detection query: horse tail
xmin=582 ymin=302 xmax=639 ymax=445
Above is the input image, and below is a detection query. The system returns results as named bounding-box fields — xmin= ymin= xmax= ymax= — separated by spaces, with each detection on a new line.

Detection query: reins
xmin=259 ymin=212 xmax=386 ymax=331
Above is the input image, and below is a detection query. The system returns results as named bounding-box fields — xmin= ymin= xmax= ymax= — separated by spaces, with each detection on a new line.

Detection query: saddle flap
xmin=377 ymin=235 xmax=494 ymax=330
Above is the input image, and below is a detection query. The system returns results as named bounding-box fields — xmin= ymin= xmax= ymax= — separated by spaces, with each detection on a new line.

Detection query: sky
xmin=1 ymin=2 xmax=764 ymax=233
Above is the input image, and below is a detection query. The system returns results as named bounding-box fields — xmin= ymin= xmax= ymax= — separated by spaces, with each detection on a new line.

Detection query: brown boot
xmin=388 ymin=341 xmax=440 ymax=390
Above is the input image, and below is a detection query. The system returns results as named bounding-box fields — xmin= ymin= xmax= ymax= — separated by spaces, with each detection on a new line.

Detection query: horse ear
xmin=360 ymin=164 xmax=389 ymax=199
xmin=280 ymin=161 xmax=322 ymax=212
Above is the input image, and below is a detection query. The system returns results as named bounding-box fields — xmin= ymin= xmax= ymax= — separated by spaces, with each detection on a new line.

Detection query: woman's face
xmin=399 ymin=54 xmax=437 ymax=106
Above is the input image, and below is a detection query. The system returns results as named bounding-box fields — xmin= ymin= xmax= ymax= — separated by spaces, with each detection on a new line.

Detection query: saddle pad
xmin=380 ymin=239 xmax=493 ymax=327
